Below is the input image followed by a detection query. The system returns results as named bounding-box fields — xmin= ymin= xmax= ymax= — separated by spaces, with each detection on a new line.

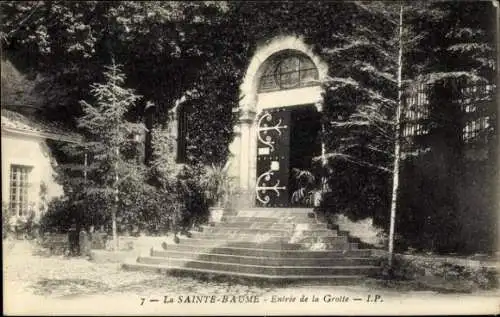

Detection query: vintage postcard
xmin=2 ymin=1 xmax=499 ymax=315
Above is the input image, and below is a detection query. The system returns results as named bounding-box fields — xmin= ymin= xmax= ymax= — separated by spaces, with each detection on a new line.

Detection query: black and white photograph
xmin=2 ymin=1 xmax=499 ymax=315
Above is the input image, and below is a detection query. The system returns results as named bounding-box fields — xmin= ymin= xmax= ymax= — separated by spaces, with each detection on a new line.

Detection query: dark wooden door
xmin=255 ymin=107 xmax=291 ymax=207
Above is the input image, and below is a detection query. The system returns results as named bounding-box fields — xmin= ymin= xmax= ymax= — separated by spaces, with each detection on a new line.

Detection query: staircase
xmin=122 ymin=208 xmax=381 ymax=283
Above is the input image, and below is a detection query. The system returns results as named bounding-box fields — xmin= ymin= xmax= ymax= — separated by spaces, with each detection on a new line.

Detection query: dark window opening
xmin=177 ymin=107 xmax=189 ymax=164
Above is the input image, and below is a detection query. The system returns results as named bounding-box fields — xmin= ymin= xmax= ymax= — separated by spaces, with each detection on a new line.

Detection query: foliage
xmin=379 ymin=254 xmax=499 ymax=291
xmin=3 ymin=1 xmax=497 ymax=252
xmin=176 ymin=164 xmax=210 ymax=229
xmin=114 ymin=165 xmax=158 ymax=234
xmin=392 ymin=1 xmax=497 ymax=253
xmin=2 ymin=202 xmax=40 ymax=239
xmin=145 ymin=125 xmax=185 ymax=234
xmin=312 ymin=2 xmax=398 ymax=226
xmin=0 ymin=58 xmax=42 ymax=107
xmin=379 ymin=255 xmax=422 ymax=281
xmin=290 ymin=168 xmax=320 ymax=207
xmin=2 ymin=202 xmax=12 ymax=239
xmin=404 ymin=1 xmax=496 ymax=82
xmin=43 ymin=94 xmax=209 ymax=236
xmin=1 ymin=1 xmax=236 ymax=164
xmin=77 ymin=60 xmax=144 ymax=231
xmin=42 ymin=62 xmax=145 ymax=235
xmin=397 ymin=150 xmax=498 ymax=254
xmin=40 ymin=197 xmax=81 ymax=233
xmin=40 ymin=171 xmax=158 ymax=235
xmin=320 ymin=2 xmax=497 ymax=255
xmin=38 ymin=181 xmax=48 ymax=215
xmin=20 ymin=203 xmax=38 ymax=238
xmin=149 ymin=123 xmax=180 ymax=190
xmin=146 ymin=125 xmax=209 ymax=233
xmin=199 ymin=163 xmax=235 ymax=208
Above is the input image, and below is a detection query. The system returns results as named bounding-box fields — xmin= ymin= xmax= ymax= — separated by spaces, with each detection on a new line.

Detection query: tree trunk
xmin=111 ymin=57 xmax=119 ymax=251
xmin=388 ymin=3 xmax=404 ymax=266
xmin=495 ymin=0 xmax=500 ymax=255
xmin=113 ymin=158 xmax=119 ymax=251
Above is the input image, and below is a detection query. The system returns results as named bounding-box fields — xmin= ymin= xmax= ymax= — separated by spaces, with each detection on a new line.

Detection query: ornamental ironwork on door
xmin=255 ymin=108 xmax=291 ymax=207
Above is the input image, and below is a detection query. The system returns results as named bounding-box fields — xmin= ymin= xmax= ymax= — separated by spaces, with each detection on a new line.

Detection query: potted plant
xmin=200 ymin=163 xmax=235 ymax=223
xmin=290 ymin=168 xmax=325 ymax=207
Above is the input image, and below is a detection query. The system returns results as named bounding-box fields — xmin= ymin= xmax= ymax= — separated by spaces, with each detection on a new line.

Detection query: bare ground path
xmin=4 ymin=240 xmax=499 ymax=315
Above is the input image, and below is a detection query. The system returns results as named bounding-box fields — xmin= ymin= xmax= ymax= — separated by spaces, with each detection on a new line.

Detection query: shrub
xmin=126 ymin=184 xmax=179 ymax=235
xmin=40 ymin=163 xmax=209 ymax=237
xmin=2 ymin=202 xmax=39 ymax=239
xmin=379 ymin=255 xmax=423 ymax=281
xmin=148 ymin=126 xmax=210 ymax=234
xmin=2 ymin=202 xmax=12 ymax=239
xmin=177 ymin=164 xmax=210 ymax=230
xmin=396 ymin=153 xmax=497 ymax=254
xmin=199 ymin=163 xmax=235 ymax=208
xmin=379 ymin=254 xmax=499 ymax=291
xmin=40 ymin=197 xmax=81 ymax=234
xmin=471 ymin=267 xmax=498 ymax=290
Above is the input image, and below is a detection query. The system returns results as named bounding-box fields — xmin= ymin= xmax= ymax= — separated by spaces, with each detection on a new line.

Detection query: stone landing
xmin=122 ymin=208 xmax=381 ymax=283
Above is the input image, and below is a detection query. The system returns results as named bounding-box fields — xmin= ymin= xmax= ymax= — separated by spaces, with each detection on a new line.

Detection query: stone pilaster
xmin=234 ymin=108 xmax=257 ymax=208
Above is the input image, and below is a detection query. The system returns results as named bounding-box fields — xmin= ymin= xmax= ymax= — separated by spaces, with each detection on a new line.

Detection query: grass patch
xmin=372 ymin=255 xmax=499 ymax=293
xmin=32 ymin=278 xmax=111 ymax=297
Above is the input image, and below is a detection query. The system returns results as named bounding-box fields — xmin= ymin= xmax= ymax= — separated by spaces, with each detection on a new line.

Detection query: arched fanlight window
xmin=258 ymin=51 xmax=319 ymax=92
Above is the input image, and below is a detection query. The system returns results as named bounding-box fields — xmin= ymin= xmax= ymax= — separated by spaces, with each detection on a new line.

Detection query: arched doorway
xmin=228 ymin=36 xmax=328 ymax=208
xmin=254 ymin=51 xmax=322 ymax=207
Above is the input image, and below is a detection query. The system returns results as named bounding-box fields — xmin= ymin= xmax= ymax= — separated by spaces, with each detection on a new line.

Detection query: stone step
xmin=121 ymin=205 xmax=380 ymax=281
xmin=160 ymin=243 xmax=371 ymax=258
xmin=187 ymin=231 xmax=288 ymax=242
xmin=150 ymin=249 xmax=379 ymax=266
xmin=225 ymin=207 xmax=313 ymax=214
xmin=187 ymin=232 xmax=342 ymax=243
xmin=220 ymin=216 xmax=287 ymax=223
xmin=122 ymin=261 xmax=370 ymax=283
xmin=199 ymin=225 xmax=336 ymax=237
xmin=134 ymin=257 xmax=379 ymax=276
xmin=220 ymin=216 xmax=321 ymax=225
xmin=175 ymin=237 xmax=355 ymax=250
xmin=175 ymin=238 xmax=304 ymax=249
xmin=223 ymin=208 xmax=317 ymax=220
xmin=215 ymin=221 xmax=329 ymax=230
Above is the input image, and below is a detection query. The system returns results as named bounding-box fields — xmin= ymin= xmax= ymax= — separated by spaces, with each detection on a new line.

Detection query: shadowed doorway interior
xmin=289 ymin=105 xmax=322 ymax=207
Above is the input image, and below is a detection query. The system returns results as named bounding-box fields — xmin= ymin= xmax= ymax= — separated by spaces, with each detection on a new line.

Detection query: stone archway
xmin=227 ymin=35 xmax=328 ymax=208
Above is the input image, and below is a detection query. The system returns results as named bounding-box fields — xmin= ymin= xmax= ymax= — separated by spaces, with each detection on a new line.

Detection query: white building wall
xmin=1 ymin=130 xmax=64 ymax=221
xmin=256 ymin=86 xmax=324 ymax=111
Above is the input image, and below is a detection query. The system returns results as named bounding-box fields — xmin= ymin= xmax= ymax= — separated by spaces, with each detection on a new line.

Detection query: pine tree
xmin=320 ymin=1 xmax=496 ymax=255
xmin=77 ymin=60 xmax=144 ymax=250
xmin=396 ymin=1 xmax=497 ymax=253
xmin=388 ymin=2 xmax=406 ymax=266
xmin=320 ymin=1 xmax=399 ymax=227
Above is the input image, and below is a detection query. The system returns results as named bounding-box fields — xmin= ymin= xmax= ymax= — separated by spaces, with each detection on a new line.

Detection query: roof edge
xmin=2 ymin=126 xmax=82 ymax=144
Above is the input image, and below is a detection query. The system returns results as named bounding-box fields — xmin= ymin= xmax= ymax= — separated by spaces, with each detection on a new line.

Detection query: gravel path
xmin=4 ymin=240 xmax=499 ymax=315
xmin=3 ymin=240 xmax=274 ymax=297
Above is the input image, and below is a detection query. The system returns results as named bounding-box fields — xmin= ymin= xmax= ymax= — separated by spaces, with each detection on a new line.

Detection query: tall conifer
xmin=77 ymin=60 xmax=144 ymax=250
